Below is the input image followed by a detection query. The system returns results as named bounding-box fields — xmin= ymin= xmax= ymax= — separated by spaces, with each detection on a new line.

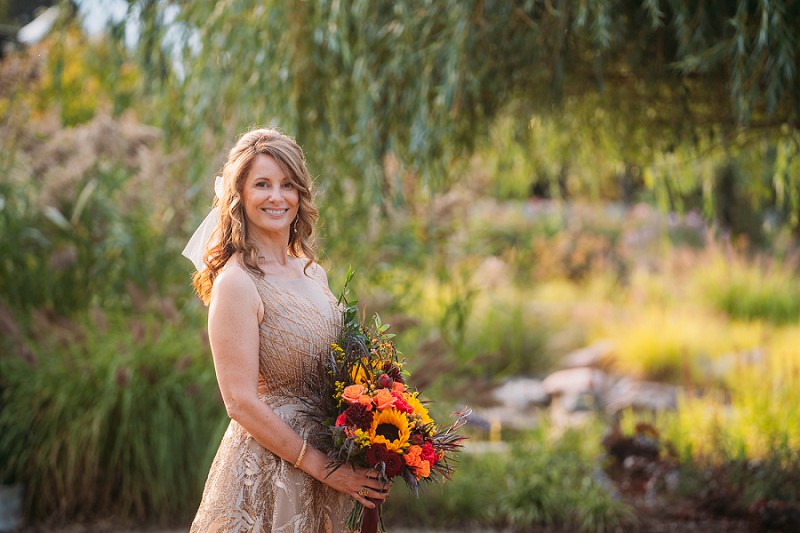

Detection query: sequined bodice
xmin=249 ymin=265 xmax=342 ymax=402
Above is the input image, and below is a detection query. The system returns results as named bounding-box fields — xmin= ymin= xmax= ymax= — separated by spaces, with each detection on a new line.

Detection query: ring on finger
xmin=358 ymin=487 xmax=369 ymax=497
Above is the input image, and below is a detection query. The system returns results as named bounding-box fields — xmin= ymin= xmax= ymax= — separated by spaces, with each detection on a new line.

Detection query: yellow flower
xmin=354 ymin=429 xmax=371 ymax=447
xmin=369 ymin=408 xmax=410 ymax=452
xmin=404 ymin=393 xmax=434 ymax=426
xmin=351 ymin=358 xmax=379 ymax=385
xmin=333 ymin=381 xmax=345 ymax=401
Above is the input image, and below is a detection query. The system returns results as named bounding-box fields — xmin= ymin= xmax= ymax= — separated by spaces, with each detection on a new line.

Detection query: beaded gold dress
xmin=191 ymin=264 xmax=356 ymax=533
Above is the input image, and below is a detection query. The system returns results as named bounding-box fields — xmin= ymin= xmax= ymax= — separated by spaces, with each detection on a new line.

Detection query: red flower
xmin=335 ymin=412 xmax=347 ymax=426
xmin=420 ymin=441 xmax=438 ymax=465
xmin=365 ymin=443 xmax=389 ymax=466
xmin=383 ymin=452 xmax=405 ymax=478
xmin=409 ymin=433 xmax=424 ymax=446
xmin=392 ymin=392 xmax=414 ymax=414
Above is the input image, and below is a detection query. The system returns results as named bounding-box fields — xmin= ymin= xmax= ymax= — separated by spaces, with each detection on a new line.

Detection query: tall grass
xmin=653 ymin=356 xmax=800 ymax=464
xmin=461 ymin=286 xmax=552 ymax=377
xmin=0 ymin=308 xmax=225 ymax=523
xmin=596 ymin=308 xmax=763 ymax=383
xmin=698 ymin=255 xmax=800 ymax=324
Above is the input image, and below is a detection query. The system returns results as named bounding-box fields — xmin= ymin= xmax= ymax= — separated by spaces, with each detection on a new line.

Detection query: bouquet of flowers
xmin=306 ymin=270 xmax=468 ymax=532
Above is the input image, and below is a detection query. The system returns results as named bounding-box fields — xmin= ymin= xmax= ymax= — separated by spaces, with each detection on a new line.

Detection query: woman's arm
xmin=208 ymin=266 xmax=387 ymax=508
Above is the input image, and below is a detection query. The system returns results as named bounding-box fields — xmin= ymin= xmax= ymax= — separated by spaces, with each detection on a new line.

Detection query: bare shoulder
xmin=211 ymin=262 xmax=261 ymax=310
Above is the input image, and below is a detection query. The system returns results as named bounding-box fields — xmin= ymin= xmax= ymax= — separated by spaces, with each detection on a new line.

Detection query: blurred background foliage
xmin=1 ymin=0 xmax=799 ymax=530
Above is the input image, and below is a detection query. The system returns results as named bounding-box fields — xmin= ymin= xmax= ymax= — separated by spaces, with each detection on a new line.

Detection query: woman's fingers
xmin=353 ymin=489 xmax=377 ymax=508
xmin=345 ymin=468 xmax=392 ymax=506
xmin=364 ymin=481 xmax=389 ymax=493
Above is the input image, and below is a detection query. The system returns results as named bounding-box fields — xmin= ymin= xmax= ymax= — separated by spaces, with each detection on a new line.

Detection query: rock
xmin=561 ymin=340 xmax=615 ymax=369
xmin=468 ymin=405 xmax=540 ymax=432
xmin=540 ymin=367 xmax=615 ymax=428
xmin=491 ymin=377 xmax=549 ymax=409
xmin=542 ymin=367 xmax=612 ymax=398
xmin=542 ymin=367 xmax=615 ymax=421
xmin=605 ymin=378 xmax=678 ymax=415
xmin=591 ymin=466 xmax=621 ymax=499
xmin=558 ymin=390 xmax=602 ymax=412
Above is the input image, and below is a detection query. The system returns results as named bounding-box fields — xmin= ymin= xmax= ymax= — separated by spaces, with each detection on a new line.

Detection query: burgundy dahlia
xmin=365 ymin=443 xmax=389 ymax=466
xmin=409 ymin=433 xmax=424 ymax=446
xmin=383 ymin=453 xmax=405 ymax=478
xmin=344 ymin=403 xmax=374 ymax=430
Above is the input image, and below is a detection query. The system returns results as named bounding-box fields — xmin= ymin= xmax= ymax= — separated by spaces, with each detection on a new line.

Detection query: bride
xmin=184 ymin=128 xmax=389 ymax=532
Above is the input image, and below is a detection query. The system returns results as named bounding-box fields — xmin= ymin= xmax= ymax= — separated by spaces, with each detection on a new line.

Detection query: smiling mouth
xmin=261 ymin=208 xmax=289 ymax=215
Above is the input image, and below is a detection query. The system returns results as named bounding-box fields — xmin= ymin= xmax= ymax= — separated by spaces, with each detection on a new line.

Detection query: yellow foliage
xmin=597 ymin=307 xmax=762 ymax=383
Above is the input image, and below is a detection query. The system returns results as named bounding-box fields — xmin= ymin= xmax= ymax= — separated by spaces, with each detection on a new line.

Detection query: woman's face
xmin=241 ymin=154 xmax=300 ymax=240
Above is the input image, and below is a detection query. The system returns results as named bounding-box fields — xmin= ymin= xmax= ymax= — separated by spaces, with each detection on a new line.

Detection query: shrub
xmin=700 ymin=256 xmax=800 ymax=325
xmin=383 ymin=423 xmax=635 ymax=533
xmin=461 ymin=287 xmax=552 ymax=378
xmin=655 ymin=360 xmax=800 ymax=464
xmin=0 ymin=113 xmax=189 ymax=316
xmin=0 ymin=307 xmax=225 ymax=524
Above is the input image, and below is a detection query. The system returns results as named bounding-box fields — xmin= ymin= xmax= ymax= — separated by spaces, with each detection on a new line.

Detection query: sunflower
xmin=368 ymin=408 xmax=410 ymax=452
xmin=350 ymin=357 xmax=380 ymax=385
xmin=404 ymin=393 xmax=434 ymax=426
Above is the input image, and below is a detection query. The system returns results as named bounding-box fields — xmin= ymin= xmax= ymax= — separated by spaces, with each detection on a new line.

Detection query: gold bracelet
xmin=293 ymin=438 xmax=308 ymax=468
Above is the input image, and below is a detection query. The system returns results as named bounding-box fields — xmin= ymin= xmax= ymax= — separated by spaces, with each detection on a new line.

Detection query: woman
xmin=185 ymin=128 xmax=389 ymax=532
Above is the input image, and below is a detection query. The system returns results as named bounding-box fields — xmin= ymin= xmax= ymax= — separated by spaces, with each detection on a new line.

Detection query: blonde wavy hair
xmin=192 ymin=128 xmax=319 ymax=304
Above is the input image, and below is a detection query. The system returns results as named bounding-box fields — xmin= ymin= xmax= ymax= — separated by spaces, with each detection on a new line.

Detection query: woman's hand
xmin=322 ymin=464 xmax=391 ymax=509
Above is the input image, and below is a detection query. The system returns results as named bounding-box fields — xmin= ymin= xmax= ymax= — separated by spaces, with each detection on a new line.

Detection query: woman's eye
xmin=282 ymin=182 xmax=294 ymax=189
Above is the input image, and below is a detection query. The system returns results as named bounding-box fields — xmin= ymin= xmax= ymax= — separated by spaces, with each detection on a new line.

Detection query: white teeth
xmin=262 ymin=208 xmax=287 ymax=215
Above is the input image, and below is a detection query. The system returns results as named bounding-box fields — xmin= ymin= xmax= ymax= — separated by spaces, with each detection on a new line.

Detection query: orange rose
xmin=358 ymin=395 xmax=373 ymax=410
xmin=373 ymin=389 xmax=396 ymax=410
xmin=392 ymin=381 xmax=406 ymax=394
xmin=404 ymin=445 xmax=422 ymax=467
xmin=342 ymin=384 xmax=365 ymax=404
xmin=416 ymin=459 xmax=431 ymax=478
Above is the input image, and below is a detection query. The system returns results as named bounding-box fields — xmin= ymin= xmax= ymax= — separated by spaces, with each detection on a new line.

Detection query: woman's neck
xmin=252 ymin=235 xmax=290 ymax=266
xmin=250 ymin=225 xmax=289 ymax=266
